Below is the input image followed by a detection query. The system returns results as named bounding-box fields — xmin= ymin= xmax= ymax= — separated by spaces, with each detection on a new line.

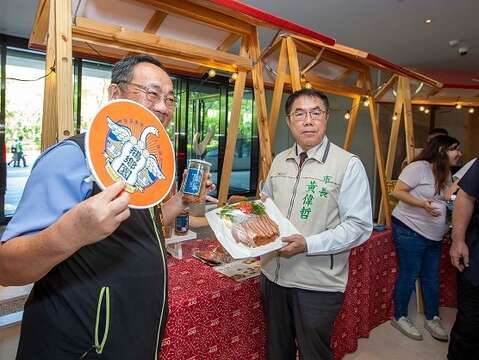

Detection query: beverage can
xmin=175 ymin=210 xmax=189 ymax=235
xmin=181 ymin=159 xmax=211 ymax=203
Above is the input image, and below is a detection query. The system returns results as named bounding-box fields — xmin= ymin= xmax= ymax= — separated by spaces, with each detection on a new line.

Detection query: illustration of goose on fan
xmin=104 ymin=117 xmax=166 ymax=191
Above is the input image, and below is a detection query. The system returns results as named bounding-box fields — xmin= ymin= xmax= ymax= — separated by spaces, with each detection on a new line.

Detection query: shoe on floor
xmin=425 ymin=316 xmax=449 ymax=341
xmin=391 ymin=317 xmax=423 ymax=340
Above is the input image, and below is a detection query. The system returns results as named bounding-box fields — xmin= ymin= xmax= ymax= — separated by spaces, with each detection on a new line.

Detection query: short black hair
xmin=428 ymin=127 xmax=448 ymax=136
xmin=111 ymin=54 xmax=166 ymax=84
xmin=285 ymin=88 xmax=330 ymax=117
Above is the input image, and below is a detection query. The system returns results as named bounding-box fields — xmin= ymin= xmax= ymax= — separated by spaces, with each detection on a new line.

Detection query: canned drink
xmin=181 ymin=159 xmax=211 ymax=203
xmin=175 ymin=210 xmax=189 ymax=235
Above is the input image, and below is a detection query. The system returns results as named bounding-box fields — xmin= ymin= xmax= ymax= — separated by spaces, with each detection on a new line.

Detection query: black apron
xmin=464 ymin=201 xmax=479 ymax=286
xmin=16 ymin=134 xmax=168 ymax=360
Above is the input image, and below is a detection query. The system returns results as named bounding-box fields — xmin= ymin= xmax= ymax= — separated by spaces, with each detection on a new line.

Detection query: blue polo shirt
xmin=1 ymin=141 xmax=93 ymax=242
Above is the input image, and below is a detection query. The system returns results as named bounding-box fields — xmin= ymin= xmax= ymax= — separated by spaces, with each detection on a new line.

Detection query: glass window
xmin=174 ymin=78 xmax=258 ymax=198
xmin=186 ymin=81 xmax=222 ymax=192
xmin=4 ymin=49 xmax=45 ymax=216
xmin=227 ymin=88 xmax=257 ymax=195
xmin=0 ymin=48 xmax=259 ymax=220
xmin=79 ymin=61 xmax=112 ymax=132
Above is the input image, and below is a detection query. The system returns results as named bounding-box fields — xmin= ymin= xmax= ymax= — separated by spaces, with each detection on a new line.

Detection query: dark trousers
xmin=448 ymin=274 xmax=479 ymax=360
xmin=261 ymin=275 xmax=344 ymax=360
xmin=392 ymin=217 xmax=442 ymax=320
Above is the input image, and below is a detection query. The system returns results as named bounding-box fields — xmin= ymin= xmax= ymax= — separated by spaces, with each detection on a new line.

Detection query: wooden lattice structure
xmin=262 ymin=33 xmax=441 ymax=225
xmin=29 ymin=0 xmax=336 ymax=205
xmin=375 ymin=71 xmax=478 ymax=313
xmin=375 ymin=71 xmax=479 ymax=222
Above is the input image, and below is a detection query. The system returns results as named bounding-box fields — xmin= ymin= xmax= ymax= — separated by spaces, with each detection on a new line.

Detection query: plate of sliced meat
xmin=206 ymin=198 xmax=300 ymax=259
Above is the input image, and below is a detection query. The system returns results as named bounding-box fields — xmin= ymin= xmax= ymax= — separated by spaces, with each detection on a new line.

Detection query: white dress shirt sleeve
xmin=305 ymin=156 xmax=373 ymax=255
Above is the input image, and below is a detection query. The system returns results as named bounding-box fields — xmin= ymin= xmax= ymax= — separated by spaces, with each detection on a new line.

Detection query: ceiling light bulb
xmin=456 ymin=103 xmax=462 ymax=109
xmin=392 ymin=113 xmax=398 ymax=121
xmin=344 ymin=111 xmax=351 ymax=120
xmin=363 ymin=99 xmax=370 ymax=107
xmin=425 ymin=19 xmax=432 ymax=24
xmin=419 ymin=105 xmax=425 ymax=112
xmin=304 ymin=82 xmax=312 ymax=89
xmin=469 ymin=108 xmax=475 ymax=114
xmin=424 ymin=108 xmax=430 ymax=114
xmin=230 ymin=72 xmax=238 ymax=81
xmin=208 ymin=69 xmax=216 ymax=78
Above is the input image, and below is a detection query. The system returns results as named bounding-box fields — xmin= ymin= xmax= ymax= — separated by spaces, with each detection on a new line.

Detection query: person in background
xmin=236 ymin=129 xmax=245 ymax=158
xmin=448 ymin=158 xmax=479 ymax=360
xmin=261 ymin=88 xmax=372 ymax=360
xmin=7 ymin=138 xmax=17 ymax=166
xmin=390 ymin=135 xmax=461 ymax=342
xmin=14 ymin=135 xmax=27 ymax=167
xmin=401 ymin=128 xmax=451 ymax=169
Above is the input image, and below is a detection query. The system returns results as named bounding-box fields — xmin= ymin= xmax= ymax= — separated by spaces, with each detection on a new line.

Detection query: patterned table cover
xmin=159 ymin=230 xmax=457 ymax=360
xmin=439 ymin=242 xmax=457 ymax=308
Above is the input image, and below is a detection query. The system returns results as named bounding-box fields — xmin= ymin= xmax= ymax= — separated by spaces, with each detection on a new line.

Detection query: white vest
xmin=261 ymin=139 xmax=354 ymax=292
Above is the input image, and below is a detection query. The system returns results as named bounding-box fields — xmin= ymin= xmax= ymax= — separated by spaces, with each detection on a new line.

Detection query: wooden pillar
xmin=286 ymin=37 xmax=302 ymax=92
xmin=366 ymin=74 xmax=391 ymax=226
xmin=54 ymin=0 xmax=73 ymax=142
xmin=404 ymin=80 xmax=420 ymax=317
xmin=401 ymin=77 xmax=416 ymax=163
xmin=217 ymin=40 xmax=247 ymax=206
xmin=41 ymin=0 xmax=57 ymax=151
xmin=268 ymin=38 xmax=288 ymax=142
xmin=343 ymin=72 xmax=365 ymax=151
xmin=378 ymin=80 xmax=404 ymax=223
xmin=248 ymin=29 xmax=273 ymax=183
xmin=342 ymin=95 xmax=361 ymax=151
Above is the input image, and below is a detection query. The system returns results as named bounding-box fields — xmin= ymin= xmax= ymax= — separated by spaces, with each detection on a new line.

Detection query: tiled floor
xmin=344 ymin=300 xmax=456 ymax=360
xmin=0 ymin=309 xmax=458 ymax=360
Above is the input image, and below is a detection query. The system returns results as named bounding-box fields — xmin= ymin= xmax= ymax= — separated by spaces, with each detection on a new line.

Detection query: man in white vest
xmin=261 ymin=89 xmax=373 ymax=360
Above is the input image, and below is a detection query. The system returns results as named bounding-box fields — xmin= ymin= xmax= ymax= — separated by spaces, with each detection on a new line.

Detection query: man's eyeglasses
xmin=289 ymin=109 xmax=328 ymax=122
xmin=117 ymin=81 xmax=178 ymax=109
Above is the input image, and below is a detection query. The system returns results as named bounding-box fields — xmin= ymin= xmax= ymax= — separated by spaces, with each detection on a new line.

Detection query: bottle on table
xmin=175 ymin=208 xmax=189 ymax=236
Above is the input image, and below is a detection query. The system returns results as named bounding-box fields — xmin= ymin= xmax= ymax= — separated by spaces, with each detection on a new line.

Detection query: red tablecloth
xmin=160 ymin=239 xmax=265 ymax=360
xmin=330 ymin=230 xmax=397 ymax=359
xmin=439 ymin=242 xmax=458 ymax=308
xmin=159 ymin=230 xmax=457 ymax=360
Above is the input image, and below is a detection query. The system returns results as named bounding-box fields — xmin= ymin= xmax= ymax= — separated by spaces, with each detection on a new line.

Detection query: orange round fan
xmin=85 ymin=99 xmax=175 ymax=208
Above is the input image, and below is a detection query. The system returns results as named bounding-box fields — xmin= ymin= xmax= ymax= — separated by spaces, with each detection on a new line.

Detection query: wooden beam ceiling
xmin=135 ymin=0 xmax=254 ymax=35
xmin=143 ymin=10 xmax=168 ymax=33
xmin=72 ymin=16 xmax=252 ymax=72
xmin=29 ymin=0 xmax=49 ymax=47
xmin=374 ymin=74 xmax=398 ymax=100
xmin=294 ymin=40 xmax=368 ymax=74
xmin=302 ymin=73 xmax=369 ymax=98
xmin=197 ymin=33 xmax=242 ymax=74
